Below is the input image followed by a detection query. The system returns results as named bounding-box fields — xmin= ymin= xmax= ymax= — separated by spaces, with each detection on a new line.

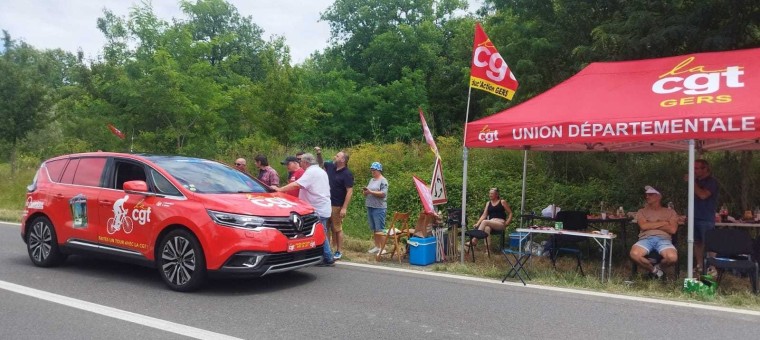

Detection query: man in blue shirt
xmin=692 ymin=159 xmax=719 ymax=272
xmin=315 ymin=147 xmax=354 ymax=260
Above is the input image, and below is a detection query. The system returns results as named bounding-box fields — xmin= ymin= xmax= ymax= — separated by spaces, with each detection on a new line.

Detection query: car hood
xmin=200 ymin=192 xmax=315 ymax=217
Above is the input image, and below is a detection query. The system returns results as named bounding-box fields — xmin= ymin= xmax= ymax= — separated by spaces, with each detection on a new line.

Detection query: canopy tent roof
xmin=465 ymin=48 xmax=760 ymax=152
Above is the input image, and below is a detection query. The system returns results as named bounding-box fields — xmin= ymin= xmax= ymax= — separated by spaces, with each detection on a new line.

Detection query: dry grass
xmin=339 ymin=236 xmax=760 ymax=310
xmin=0 ymin=209 xmax=22 ymax=223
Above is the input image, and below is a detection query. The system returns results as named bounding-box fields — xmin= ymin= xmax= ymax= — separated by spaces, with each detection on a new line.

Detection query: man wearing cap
xmin=315 ymin=147 xmax=354 ymax=260
xmin=271 ymin=153 xmax=334 ymax=266
xmin=364 ymin=162 xmax=389 ymax=254
xmin=281 ymin=156 xmax=305 ymax=197
xmin=630 ymin=185 xmax=678 ymax=279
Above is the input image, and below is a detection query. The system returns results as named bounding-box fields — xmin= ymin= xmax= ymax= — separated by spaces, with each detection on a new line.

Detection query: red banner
xmin=470 ymin=22 xmax=518 ymax=100
xmin=412 ymin=176 xmax=434 ymax=214
xmin=108 ymin=124 xmax=125 ymax=140
xmin=419 ymin=107 xmax=439 ymax=158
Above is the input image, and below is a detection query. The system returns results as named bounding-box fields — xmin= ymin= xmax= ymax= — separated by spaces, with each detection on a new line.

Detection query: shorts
xmin=694 ymin=220 xmax=715 ymax=242
xmin=327 ymin=206 xmax=344 ymax=233
xmin=367 ymin=207 xmax=387 ymax=232
xmin=634 ymin=236 xmax=676 ymax=255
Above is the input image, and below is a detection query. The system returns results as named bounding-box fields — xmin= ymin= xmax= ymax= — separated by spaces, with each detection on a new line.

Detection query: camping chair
xmin=376 ymin=212 xmax=411 ymax=262
xmin=703 ymin=229 xmax=759 ymax=294
xmin=630 ymin=228 xmax=680 ymax=280
xmin=548 ymin=210 xmax=589 ymax=275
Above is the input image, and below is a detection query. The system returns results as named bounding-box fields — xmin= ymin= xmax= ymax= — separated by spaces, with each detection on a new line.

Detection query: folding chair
xmin=376 ymin=212 xmax=411 ymax=262
xmin=703 ymin=229 xmax=759 ymax=294
xmin=502 ymin=248 xmax=531 ymax=285
xmin=630 ymin=229 xmax=680 ymax=280
xmin=548 ymin=210 xmax=588 ymax=275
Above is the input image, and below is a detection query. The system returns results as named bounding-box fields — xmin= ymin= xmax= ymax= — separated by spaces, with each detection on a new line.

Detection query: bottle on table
xmin=754 ymin=206 xmax=760 ymax=222
xmin=719 ymin=204 xmax=729 ymax=222
xmin=617 ymin=206 xmax=625 ymax=218
xmin=667 ymin=201 xmax=674 ymax=210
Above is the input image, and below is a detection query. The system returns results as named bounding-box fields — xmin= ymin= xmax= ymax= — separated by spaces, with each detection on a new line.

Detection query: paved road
xmin=1 ymin=221 xmax=759 ymax=339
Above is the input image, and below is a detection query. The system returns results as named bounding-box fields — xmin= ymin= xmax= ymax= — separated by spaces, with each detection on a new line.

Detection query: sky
xmin=1 ymin=0 xmax=482 ymax=64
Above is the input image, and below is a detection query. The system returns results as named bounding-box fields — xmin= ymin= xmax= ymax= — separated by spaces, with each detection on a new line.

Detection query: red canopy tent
xmin=465 ymin=48 xmax=760 ymax=152
xmin=461 ymin=48 xmax=760 ymax=275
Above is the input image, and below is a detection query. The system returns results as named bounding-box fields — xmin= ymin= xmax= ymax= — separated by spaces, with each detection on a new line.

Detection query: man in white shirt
xmin=272 ymin=153 xmax=334 ymax=266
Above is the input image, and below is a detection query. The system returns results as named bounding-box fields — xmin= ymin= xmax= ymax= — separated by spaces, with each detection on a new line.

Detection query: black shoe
xmin=316 ymin=261 xmax=335 ymax=267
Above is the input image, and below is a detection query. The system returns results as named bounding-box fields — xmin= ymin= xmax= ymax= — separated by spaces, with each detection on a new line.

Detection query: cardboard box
xmin=409 ymin=236 xmax=436 ymax=266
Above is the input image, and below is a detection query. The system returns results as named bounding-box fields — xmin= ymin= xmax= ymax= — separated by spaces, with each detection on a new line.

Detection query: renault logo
xmin=290 ymin=213 xmax=303 ymax=231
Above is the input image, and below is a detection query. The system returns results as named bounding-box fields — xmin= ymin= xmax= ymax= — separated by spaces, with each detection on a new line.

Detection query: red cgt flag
xmin=418 ymin=107 xmax=439 ymax=158
xmin=108 ymin=124 xmax=125 ymax=140
xmin=470 ymin=22 xmax=518 ymax=100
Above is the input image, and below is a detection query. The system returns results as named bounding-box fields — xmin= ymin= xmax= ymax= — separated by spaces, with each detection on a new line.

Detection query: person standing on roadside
xmin=281 ymin=156 xmax=304 ymax=198
xmin=364 ymin=162 xmax=389 ymax=254
xmin=689 ymin=159 xmax=719 ymax=273
xmin=255 ymin=154 xmax=279 ymax=187
xmin=315 ymin=146 xmax=354 ymax=261
xmin=271 ymin=153 xmax=334 ymax=266
xmin=234 ymin=158 xmax=248 ymax=174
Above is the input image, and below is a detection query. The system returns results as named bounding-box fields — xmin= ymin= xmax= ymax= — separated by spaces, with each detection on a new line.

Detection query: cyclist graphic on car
xmin=107 ymin=194 xmax=133 ymax=234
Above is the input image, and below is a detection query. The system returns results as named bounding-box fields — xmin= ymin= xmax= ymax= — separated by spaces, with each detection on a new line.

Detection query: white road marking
xmin=338 ymin=261 xmax=760 ymax=317
xmin=0 ymin=280 xmax=243 ymax=340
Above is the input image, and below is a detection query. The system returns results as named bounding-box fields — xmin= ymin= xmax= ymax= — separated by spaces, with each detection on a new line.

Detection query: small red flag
xmin=419 ymin=107 xmax=439 ymax=158
xmin=470 ymin=22 xmax=518 ymax=100
xmin=108 ymin=124 xmax=125 ymax=140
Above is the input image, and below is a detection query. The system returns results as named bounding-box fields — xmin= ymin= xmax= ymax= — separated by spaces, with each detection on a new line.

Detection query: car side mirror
xmin=124 ymin=180 xmax=149 ymax=193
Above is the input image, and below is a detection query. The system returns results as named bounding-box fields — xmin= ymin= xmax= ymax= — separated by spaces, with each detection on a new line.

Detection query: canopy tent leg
xmin=520 ymin=149 xmax=528 ymax=227
xmin=687 ymin=140 xmax=695 ymax=279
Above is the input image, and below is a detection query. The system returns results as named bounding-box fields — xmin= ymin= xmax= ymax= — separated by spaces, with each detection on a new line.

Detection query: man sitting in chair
xmin=630 ymin=185 xmax=678 ymax=279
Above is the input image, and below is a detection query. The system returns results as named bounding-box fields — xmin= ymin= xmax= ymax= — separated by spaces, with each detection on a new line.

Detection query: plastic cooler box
xmin=408 ymin=236 xmax=436 ymax=266
xmin=509 ymin=232 xmax=529 ymax=248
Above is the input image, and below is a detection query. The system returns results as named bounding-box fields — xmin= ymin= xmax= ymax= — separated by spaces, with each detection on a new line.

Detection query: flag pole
xmin=461 ymin=87 xmax=473 ymax=263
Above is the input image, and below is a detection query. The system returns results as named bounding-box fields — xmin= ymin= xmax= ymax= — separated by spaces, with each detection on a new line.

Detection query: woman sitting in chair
xmin=466 ymin=188 xmax=513 ymax=248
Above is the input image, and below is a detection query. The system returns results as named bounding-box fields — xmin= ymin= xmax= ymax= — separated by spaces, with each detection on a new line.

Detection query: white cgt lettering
xmin=473 ymin=47 xmax=509 ymax=82
xmin=652 ymin=66 xmax=744 ymax=95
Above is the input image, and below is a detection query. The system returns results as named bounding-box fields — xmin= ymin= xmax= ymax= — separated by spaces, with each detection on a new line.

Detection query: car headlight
xmin=207 ymin=210 xmax=265 ymax=229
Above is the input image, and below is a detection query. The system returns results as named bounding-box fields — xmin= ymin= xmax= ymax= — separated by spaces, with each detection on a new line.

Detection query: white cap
xmin=644 ymin=185 xmax=660 ymax=195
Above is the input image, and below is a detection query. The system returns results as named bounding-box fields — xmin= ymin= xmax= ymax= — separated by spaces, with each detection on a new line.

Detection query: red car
xmin=21 ymin=152 xmax=326 ymax=291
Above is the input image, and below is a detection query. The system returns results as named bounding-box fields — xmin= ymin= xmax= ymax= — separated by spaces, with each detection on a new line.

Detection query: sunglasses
xmin=235 ymin=163 xmax=244 ymax=166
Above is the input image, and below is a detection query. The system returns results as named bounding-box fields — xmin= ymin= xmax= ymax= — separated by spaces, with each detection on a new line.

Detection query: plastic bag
xmin=541 ymin=205 xmax=560 ymax=218
xmin=683 ymin=275 xmax=717 ymax=299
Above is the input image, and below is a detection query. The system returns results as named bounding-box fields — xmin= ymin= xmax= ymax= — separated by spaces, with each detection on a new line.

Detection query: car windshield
xmin=152 ymin=158 xmax=268 ymax=194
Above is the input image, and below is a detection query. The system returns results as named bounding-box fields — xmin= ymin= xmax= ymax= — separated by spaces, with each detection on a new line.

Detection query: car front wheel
xmin=157 ymin=229 xmax=207 ymax=292
xmin=26 ymin=216 xmax=67 ymax=267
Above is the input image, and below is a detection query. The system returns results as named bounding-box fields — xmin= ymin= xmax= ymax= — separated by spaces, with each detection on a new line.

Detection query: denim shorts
xmin=367 ymin=207 xmax=387 ymax=232
xmin=634 ymin=236 xmax=676 ymax=255
xmin=694 ymin=220 xmax=715 ymax=242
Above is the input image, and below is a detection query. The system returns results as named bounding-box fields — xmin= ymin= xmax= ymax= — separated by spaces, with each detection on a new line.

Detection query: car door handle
xmin=99 ymin=200 xmax=113 ymax=206
xmin=54 ymin=194 xmax=64 ymax=200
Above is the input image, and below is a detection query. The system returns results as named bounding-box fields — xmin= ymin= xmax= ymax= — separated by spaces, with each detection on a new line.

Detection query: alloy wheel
xmin=161 ymin=235 xmax=196 ymax=287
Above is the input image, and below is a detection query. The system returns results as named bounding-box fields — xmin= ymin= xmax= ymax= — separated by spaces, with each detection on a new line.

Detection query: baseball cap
xmin=369 ymin=162 xmax=383 ymax=171
xmin=644 ymin=185 xmax=660 ymax=195
xmin=281 ymin=156 xmax=298 ymax=165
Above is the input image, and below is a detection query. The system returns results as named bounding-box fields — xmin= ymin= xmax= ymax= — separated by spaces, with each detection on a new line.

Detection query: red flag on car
xmin=108 ymin=124 xmax=125 ymax=140
xmin=470 ymin=22 xmax=518 ymax=100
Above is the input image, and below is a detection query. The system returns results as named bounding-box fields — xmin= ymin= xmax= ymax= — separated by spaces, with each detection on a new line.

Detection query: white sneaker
xmin=378 ymin=249 xmax=388 ymax=255
xmin=367 ymin=247 xmax=380 ymax=254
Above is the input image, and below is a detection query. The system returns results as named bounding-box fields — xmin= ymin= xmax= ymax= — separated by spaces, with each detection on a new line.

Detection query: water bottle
xmin=617 ymin=206 xmax=625 ymax=218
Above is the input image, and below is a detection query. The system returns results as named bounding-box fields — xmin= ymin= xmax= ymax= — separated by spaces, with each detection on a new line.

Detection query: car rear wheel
xmin=158 ymin=229 xmax=206 ymax=292
xmin=26 ymin=216 xmax=67 ymax=267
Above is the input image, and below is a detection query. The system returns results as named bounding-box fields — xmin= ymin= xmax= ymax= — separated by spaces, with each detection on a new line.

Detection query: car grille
xmin=263 ymin=247 xmax=324 ymax=266
xmin=262 ymin=213 xmax=319 ymax=238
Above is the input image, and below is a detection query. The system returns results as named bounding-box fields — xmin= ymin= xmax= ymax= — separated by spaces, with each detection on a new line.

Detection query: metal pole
xmin=520 ymin=149 xmax=528 ymax=227
xmin=687 ymin=140 xmax=695 ymax=279
xmin=460 ymin=87 xmax=473 ymax=263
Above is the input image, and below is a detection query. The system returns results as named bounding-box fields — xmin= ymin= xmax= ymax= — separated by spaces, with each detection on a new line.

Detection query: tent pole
xmin=461 ymin=87 xmax=473 ymax=263
xmin=520 ymin=149 xmax=528 ymax=227
xmin=687 ymin=140 xmax=695 ymax=279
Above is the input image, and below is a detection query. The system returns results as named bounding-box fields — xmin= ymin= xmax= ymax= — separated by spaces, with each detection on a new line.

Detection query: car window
xmin=113 ymin=160 xmax=147 ymax=190
xmin=153 ymin=158 xmax=267 ymax=194
xmin=60 ymin=159 xmax=80 ymax=184
xmin=149 ymin=168 xmax=182 ymax=196
xmin=45 ymin=159 xmax=68 ymax=182
xmin=72 ymin=158 xmax=107 ymax=187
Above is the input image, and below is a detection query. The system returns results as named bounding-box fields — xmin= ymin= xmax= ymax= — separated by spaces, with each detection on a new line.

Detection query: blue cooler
xmin=409 ymin=236 xmax=436 ymax=266
xmin=509 ymin=232 xmax=529 ymax=248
